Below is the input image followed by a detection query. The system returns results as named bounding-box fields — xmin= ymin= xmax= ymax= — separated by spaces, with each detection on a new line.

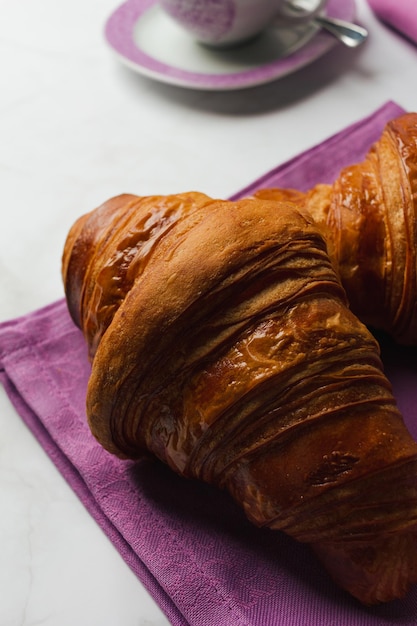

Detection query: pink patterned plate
xmin=104 ymin=0 xmax=357 ymax=90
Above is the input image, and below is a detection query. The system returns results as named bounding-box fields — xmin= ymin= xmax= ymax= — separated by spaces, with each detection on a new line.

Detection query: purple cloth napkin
xmin=367 ymin=0 xmax=417 ymax=45
xmin=2 ymin=100 xmax=417 ymax=626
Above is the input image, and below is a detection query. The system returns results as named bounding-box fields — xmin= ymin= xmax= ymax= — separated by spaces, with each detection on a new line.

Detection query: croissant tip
xmin=313 ymin=531 xmax=417 ymax=605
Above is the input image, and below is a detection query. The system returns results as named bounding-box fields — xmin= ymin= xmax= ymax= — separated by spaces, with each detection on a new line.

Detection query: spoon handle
xmin=314 ymin=15 xmax=368 ymax=48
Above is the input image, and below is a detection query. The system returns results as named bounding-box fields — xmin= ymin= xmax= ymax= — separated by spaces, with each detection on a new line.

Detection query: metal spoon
xmin=282 ymin=3 xmax=368 ymax=48
xmin=313 ymin=15 xmax=368 ymax=48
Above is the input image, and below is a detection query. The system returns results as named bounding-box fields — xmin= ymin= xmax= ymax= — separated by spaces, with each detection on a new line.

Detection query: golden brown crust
xmin=62 ymin=190 xmax=417 ymax=604
xmin=254 ymin=112 xmax=417 ymax=345
xmin=62 ymin=194 xmax=138 ymax=331
xmin=62 ymin=191 xmax=213 ymax=358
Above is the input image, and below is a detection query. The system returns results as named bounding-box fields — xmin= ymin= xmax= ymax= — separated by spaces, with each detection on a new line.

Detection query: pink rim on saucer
xmin=104 ymin=0 xmax=357 ymax=90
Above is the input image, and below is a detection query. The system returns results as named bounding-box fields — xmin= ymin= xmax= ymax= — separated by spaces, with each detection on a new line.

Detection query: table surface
xmin=1 ymin=1 xmax=416 ymax=624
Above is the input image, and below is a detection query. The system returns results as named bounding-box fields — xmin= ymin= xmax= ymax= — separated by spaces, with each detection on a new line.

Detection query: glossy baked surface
xmin=63 ymin=191 xmax=417 ymax=604
xmin=255 ymin=113 xmax=417 ymax=345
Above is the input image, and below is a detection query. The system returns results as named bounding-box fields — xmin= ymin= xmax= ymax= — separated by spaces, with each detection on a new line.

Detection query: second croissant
xmin=254 ymin=112 xmax=417 ymax=345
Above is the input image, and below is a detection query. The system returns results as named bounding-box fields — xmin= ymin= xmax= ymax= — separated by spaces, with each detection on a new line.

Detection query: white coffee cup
xmin=159 ymin=0 xmax=329 ymax=47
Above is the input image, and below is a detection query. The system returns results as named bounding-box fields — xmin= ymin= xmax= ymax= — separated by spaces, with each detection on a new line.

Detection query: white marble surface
xmin=0 ymin=0 xmax=416 ymax=624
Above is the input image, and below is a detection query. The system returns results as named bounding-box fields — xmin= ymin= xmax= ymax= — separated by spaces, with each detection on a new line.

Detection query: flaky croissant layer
xmin=63 ymin=192 xmax=417 ymax=605
xmin=254 ymin=112 xmax=417 ymax=345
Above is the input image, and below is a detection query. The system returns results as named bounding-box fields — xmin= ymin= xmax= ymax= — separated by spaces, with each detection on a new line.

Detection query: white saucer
xmin=105 ymin=0 xmax=357 ymax=90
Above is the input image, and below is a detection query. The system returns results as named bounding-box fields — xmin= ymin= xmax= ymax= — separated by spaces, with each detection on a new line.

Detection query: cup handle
xmin=277 ymin=0 xmax=328 ymax=22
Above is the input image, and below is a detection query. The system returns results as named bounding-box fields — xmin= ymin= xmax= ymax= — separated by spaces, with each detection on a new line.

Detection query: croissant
xmin=253 ymin=112 xmax=417 ymax=345
xmin=62 ymin=191 xmax=417 ymax=605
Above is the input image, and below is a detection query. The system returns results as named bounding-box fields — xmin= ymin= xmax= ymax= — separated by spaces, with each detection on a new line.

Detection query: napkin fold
xmin=367 ymin=0 xmax=417 ymax=45
xmin=2 ymin=100 xmax=417 ymax=626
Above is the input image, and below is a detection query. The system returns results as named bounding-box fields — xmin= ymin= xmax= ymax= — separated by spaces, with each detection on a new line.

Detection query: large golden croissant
xmin=62 ymin=191 xmax=417 ymax=605
xmin=254 ymin=112 xmax=417 ymax=345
